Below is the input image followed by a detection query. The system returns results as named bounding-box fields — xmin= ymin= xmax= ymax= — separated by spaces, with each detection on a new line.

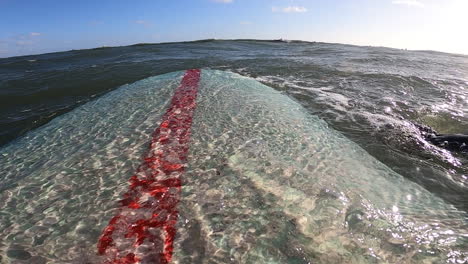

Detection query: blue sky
xmin=1 ymin=0 xmax=467 ymax=57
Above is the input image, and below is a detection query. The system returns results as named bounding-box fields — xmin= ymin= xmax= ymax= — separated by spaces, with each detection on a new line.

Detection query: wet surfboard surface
xmin=0 ymin=70 xmax=467 ymax=263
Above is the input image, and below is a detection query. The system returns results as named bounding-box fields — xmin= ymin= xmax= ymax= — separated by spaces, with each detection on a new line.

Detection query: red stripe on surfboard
xmin=97 ymin=69 xmax=201 ymax=264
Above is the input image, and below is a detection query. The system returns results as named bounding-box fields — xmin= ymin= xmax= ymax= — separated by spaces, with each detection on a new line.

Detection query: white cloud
xmin=392 ymin=0 xmax=424 ymax=7
xmin=212 ymin=0 xmax=233 ymax=3
xmin=16 ymin=40 xmax=33 ymax=46
xmin=134 ymin=20 xmax=153 ymax=27
xmin=272 ymin=6 xmax=308 ymax=13
xmin=240 ymin=21 xmax=252 ymax=25
xmin=30 ymin=32 xmax=41 ymax=36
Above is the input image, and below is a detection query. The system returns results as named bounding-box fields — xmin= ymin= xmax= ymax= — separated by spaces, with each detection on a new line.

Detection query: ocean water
xmin=0 ymin=40 xmax=467 ymax=263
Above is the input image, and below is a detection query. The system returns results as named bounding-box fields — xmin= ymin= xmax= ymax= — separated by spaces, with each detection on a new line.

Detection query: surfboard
xmin=0 ymin=69 xmax=466 ymax=263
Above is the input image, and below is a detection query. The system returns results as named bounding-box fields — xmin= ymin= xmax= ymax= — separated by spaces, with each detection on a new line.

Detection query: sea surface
xmin=0 ymin=39 xmax=468 ymax=263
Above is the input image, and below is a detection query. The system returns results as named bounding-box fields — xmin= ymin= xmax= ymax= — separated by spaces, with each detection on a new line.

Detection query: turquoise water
xmin=0 ymin=70 xmax=466 ymax=263
xmin=1 ymin=40 xmax=467 ymax=214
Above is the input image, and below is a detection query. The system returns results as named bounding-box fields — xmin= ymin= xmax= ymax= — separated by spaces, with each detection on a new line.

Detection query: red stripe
xmin=97 ymin=69 xmax=201 ymax=264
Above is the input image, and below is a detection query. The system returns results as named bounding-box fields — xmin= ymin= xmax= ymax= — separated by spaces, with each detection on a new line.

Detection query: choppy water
xmin=1 ymin=40 xmax=468 ymax=263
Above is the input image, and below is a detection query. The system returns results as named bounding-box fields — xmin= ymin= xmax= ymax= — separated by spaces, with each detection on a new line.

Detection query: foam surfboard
xmin=0 ymin=70 xmax=466 ymax=263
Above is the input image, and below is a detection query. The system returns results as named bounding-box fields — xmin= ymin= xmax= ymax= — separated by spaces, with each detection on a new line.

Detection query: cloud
xmin=392 ymin=0 xmax=424 ymax=7
xmin=212 ymin=0 xmax=233 ymax=3
xmin=272 ymin=6 xmax=308 ymax=13
xmin=1 ymin=34 xmax=41 ymax=57
xmin=4 ymin=33 xmax=39 ymax=47
xmin=240 ymin=21 xmax=252 ymax=25
xmin=16 ymin=40 xmax=33 ymax=46
xmin=133 ymin=20 xmax=153 ymax=27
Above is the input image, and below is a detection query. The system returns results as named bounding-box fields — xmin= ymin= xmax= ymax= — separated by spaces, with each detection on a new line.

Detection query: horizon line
xmin=1 ymin=38 xmax=467 ymax=59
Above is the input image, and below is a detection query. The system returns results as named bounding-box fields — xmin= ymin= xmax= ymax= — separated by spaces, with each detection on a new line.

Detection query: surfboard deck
xmin=0 ymin=69 xmax=466 ymax=263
